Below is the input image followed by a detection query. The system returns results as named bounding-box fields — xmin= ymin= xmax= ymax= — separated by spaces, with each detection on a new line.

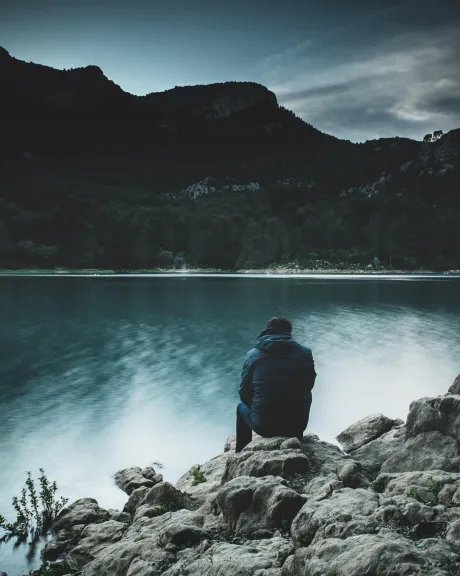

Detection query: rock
xmin=133 ymin=504 xmax=167 ymax=523
xmin=224 ymin=434 xmax=237 ymax=452
xmin=337 ymin=462 xmax=369 ymax=489
xmin=67 ymin=545 xmax=96 ymax=571
xmin=222 ymin=450 xmax=310 ymax=482
xmin=158 ymin=523 xmax=210 ymax=548
xmin=280 ymin=438 xmax=302 ymax=451
xmin=291 ymin=488 xmax=379 ymax=547
xmin=446 ymin=520 xmax=460 ymax=548
xmin=53 ymin=498 xmax=110 ymax=532
xmin=380 ymin=431 xmax=460 ymax=473
xmin=114 ymin=467 xmax=161 ymax=495
xmin=75 ymin=520 xmax=126 ymax=555
xmin=161 ymin=536 xmax=294 ymax=576
xmin=336 ymin=414 xmax=403 ymax=452
xmin=176 ymin=452 xmax=231 ymax=505
xmin=299 ymin=434 xmax=352 ymax=477
xmin=348 ymin=425 xmax=405 ymax=474
xmin=303 ymin=474 xmax=344 ymax=501
xmin=108 ymin=509 xmax=132 ymax=524
xmin=282 ymin=533 xmax=458 ymax=576
xmin=80 ymin=509 xmax=203 ymax=576
xmin=142 ymin=466 xmax=164 ymax=484
xmin=406 ymin=394 xmax=460 ymax=440
xmin=449 ymin=374 xmax=460 ymax=396
xmin=243 ymin=437 xmax=289 ymax=452
xmin=124 ymin=486 xmax=151 ymax=514
xmin=216 ymin=476 xmax=306 ymax=536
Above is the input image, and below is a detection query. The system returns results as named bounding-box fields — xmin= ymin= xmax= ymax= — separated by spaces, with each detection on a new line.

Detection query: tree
xmin=433 ymin=130 xmax=444 ymax=141
xmin=423 ymin=133 xmax=432 ymax=143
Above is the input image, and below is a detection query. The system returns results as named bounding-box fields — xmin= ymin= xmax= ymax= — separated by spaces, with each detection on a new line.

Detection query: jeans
xmin=235 ymin=401 xmax=308 ymax=453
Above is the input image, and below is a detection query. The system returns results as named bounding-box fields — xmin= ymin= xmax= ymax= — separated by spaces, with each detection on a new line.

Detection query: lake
xmin=1 ymin=275 xmax=460 ymax=574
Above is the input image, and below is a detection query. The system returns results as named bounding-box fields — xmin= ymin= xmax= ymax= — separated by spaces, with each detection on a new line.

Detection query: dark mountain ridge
xmin=0 ymin=48 xmax=458 ymax=271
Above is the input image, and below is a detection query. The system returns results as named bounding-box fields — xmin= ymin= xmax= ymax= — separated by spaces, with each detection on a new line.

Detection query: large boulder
xmin=282 ymin=533 xmax=459 ymax=576
xmin=124 ymin=482 xmax=187 ymax=515
xmin=299 ymin=434 xmax=352 ymax=478
xmin=336 ymin=414 xmax=403 ymax=452
xmin=53 ymin=498 xmax=110 ymax=532
xmin=406 ymin=394 xmax=460 ymax=440
xmin=347 ymin=425 xmax=405 ymax=475
xmin=380 ymin=431 xmax=460 ymax=473
xmin=216 ymin=476 xmax=306 ymax=536
xmin=114 ymin=466 xmax=163 ymax=495
xmin=162 ymin=536 xmax=294 ymax=576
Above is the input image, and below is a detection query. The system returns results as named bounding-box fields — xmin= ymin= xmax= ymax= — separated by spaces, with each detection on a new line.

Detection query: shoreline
xmin=1 ymin=267 xmax=460 ymax=277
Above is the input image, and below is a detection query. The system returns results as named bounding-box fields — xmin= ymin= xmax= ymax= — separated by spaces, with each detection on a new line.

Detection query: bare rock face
xmin=114 ymin=466 xmax=163 ymax=495
xmin=345 ymin=424 xmax=406 ymax=472
xmin=216 ymin=476 xmax=306 ymax=537
xmin=336 ymin=413 xmax=403 ymax=452
xmin=222 ymin=449 xmax=310 ymax=483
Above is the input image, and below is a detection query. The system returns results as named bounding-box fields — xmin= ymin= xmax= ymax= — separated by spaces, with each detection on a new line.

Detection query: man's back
xmin=239 ymin=330 xmax=316 ymax=437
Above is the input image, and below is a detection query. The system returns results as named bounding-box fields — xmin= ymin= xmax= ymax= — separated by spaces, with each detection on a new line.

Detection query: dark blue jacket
xmin=239 ymin=329 xmax=316 ymax=436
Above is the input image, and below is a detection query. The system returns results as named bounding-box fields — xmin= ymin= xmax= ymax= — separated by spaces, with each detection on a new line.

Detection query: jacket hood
xmin=255 ymin=329 xmax=298 ymax=353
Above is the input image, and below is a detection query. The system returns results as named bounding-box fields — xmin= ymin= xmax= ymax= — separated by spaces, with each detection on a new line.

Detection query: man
xmin=236 ymin=317 xmax=316 ymax=452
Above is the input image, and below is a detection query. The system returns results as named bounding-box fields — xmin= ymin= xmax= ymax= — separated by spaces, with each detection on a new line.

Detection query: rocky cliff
xmin=38 ymin=375 xmax=460 ymax=575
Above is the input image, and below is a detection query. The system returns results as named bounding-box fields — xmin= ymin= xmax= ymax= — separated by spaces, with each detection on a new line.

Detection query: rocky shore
xmin=38 ymin=375 xmax=460 ymax=575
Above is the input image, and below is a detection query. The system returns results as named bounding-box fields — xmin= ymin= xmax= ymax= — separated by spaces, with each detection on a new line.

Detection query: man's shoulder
xmin=245 ymin=347 xmax=264 ymax=361
xmin=292 ymin=342 xmax=313 ymax=358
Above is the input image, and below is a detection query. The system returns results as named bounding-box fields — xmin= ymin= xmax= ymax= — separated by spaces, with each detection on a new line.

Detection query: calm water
xmin=1 ymin=275 xmax=460 ymax=573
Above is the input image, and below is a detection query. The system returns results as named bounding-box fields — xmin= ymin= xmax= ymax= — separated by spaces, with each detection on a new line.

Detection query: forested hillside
xmin=1 ymin=47 xmax=458 ymax=271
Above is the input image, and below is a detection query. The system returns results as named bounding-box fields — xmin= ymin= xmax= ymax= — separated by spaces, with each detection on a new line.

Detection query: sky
xmin=1 ymin=0 xmax=459 ymax=142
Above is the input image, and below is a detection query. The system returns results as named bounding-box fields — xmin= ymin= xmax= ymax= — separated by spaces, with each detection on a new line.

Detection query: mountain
xmin=0 ymin=48 xmax=459 ymax=270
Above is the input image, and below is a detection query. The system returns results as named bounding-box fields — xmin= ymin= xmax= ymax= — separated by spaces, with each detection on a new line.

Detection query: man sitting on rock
xmin=236 ymin=316 xmax=316 ymax=452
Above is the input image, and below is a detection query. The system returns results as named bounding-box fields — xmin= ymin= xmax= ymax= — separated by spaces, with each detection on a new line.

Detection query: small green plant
xmin=190 ymin=465 xmax=207 ymax=486
xmin=0 ymin=469 xmax=68 ymax=548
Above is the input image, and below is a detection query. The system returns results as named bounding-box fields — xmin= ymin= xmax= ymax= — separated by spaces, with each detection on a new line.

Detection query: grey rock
xmin=67 ymin=544 xmax=96 ymax=571
xmin=406 ymin=394 xmax=460 ymax=440
xmin=449 ymin=374 xmax=460 ymax=396
xmin=349 ymin=425 xmax=405 ymax=474
xmin=337 ymin=413 xmax=403 ymax=452
xmin=124 ymin=486 xmax=150 ymax=514
xmin=280 ymin=438 xmax=302 ymax=451
xmin=282 ymin=533 xmax=457 ymax=576
xmin=222 ymin=450 xmax=310 ymax=482
xmin=303 ymin=474 xmax=344 ymax=501
xmin=142 ymin=466 xmax=164 ymax=484
xmin=176 ymin=452 xmax=231 ymax=505
xmin=299 ymin=434 xmax=352 ymax=477
xmin=76 ymin=520 xmax=126 ymax=555
xmin=161 ymin=536 xmax=294 ymax=576
xmin=338 ymin=462 xmax=369 ymax=489
xmin=53 ymin=498 xmax=110 ymax=532
xmin=217 ymin=476 xmax=306 ymax=536
xmin=291 ymin=488 xmax=379 ymax=547
xmin=381 ymin=431 xmax=460 ymax=473
xmin=114 ymin=466 xmax=161 ymax=495
xmin=446 ymin=520 xmax=460 ymax=548
xmin=108 ymin=509 xmax=132 ymax=524
xmin=133 ymin=504 xmax=167 ymax=523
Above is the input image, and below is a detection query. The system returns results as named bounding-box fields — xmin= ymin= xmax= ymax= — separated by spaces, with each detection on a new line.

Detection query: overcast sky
xmin=1 ymin=0 xmax=459 ymax=141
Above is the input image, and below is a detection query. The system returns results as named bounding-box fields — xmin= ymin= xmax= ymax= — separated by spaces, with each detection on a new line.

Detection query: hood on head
xmin=255 ymin=329 xmax=297 ymax=353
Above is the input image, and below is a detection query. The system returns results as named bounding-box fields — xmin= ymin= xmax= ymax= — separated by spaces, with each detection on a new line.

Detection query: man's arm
xmin=306 ymin=348 xmax=317 ymax=391
xmin=239 ymin=353 xmax=254 ymax=407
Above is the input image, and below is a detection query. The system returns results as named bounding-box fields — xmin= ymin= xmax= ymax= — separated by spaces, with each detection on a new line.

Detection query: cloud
xmin=257 ymin=19 xmax=460 ymax=141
